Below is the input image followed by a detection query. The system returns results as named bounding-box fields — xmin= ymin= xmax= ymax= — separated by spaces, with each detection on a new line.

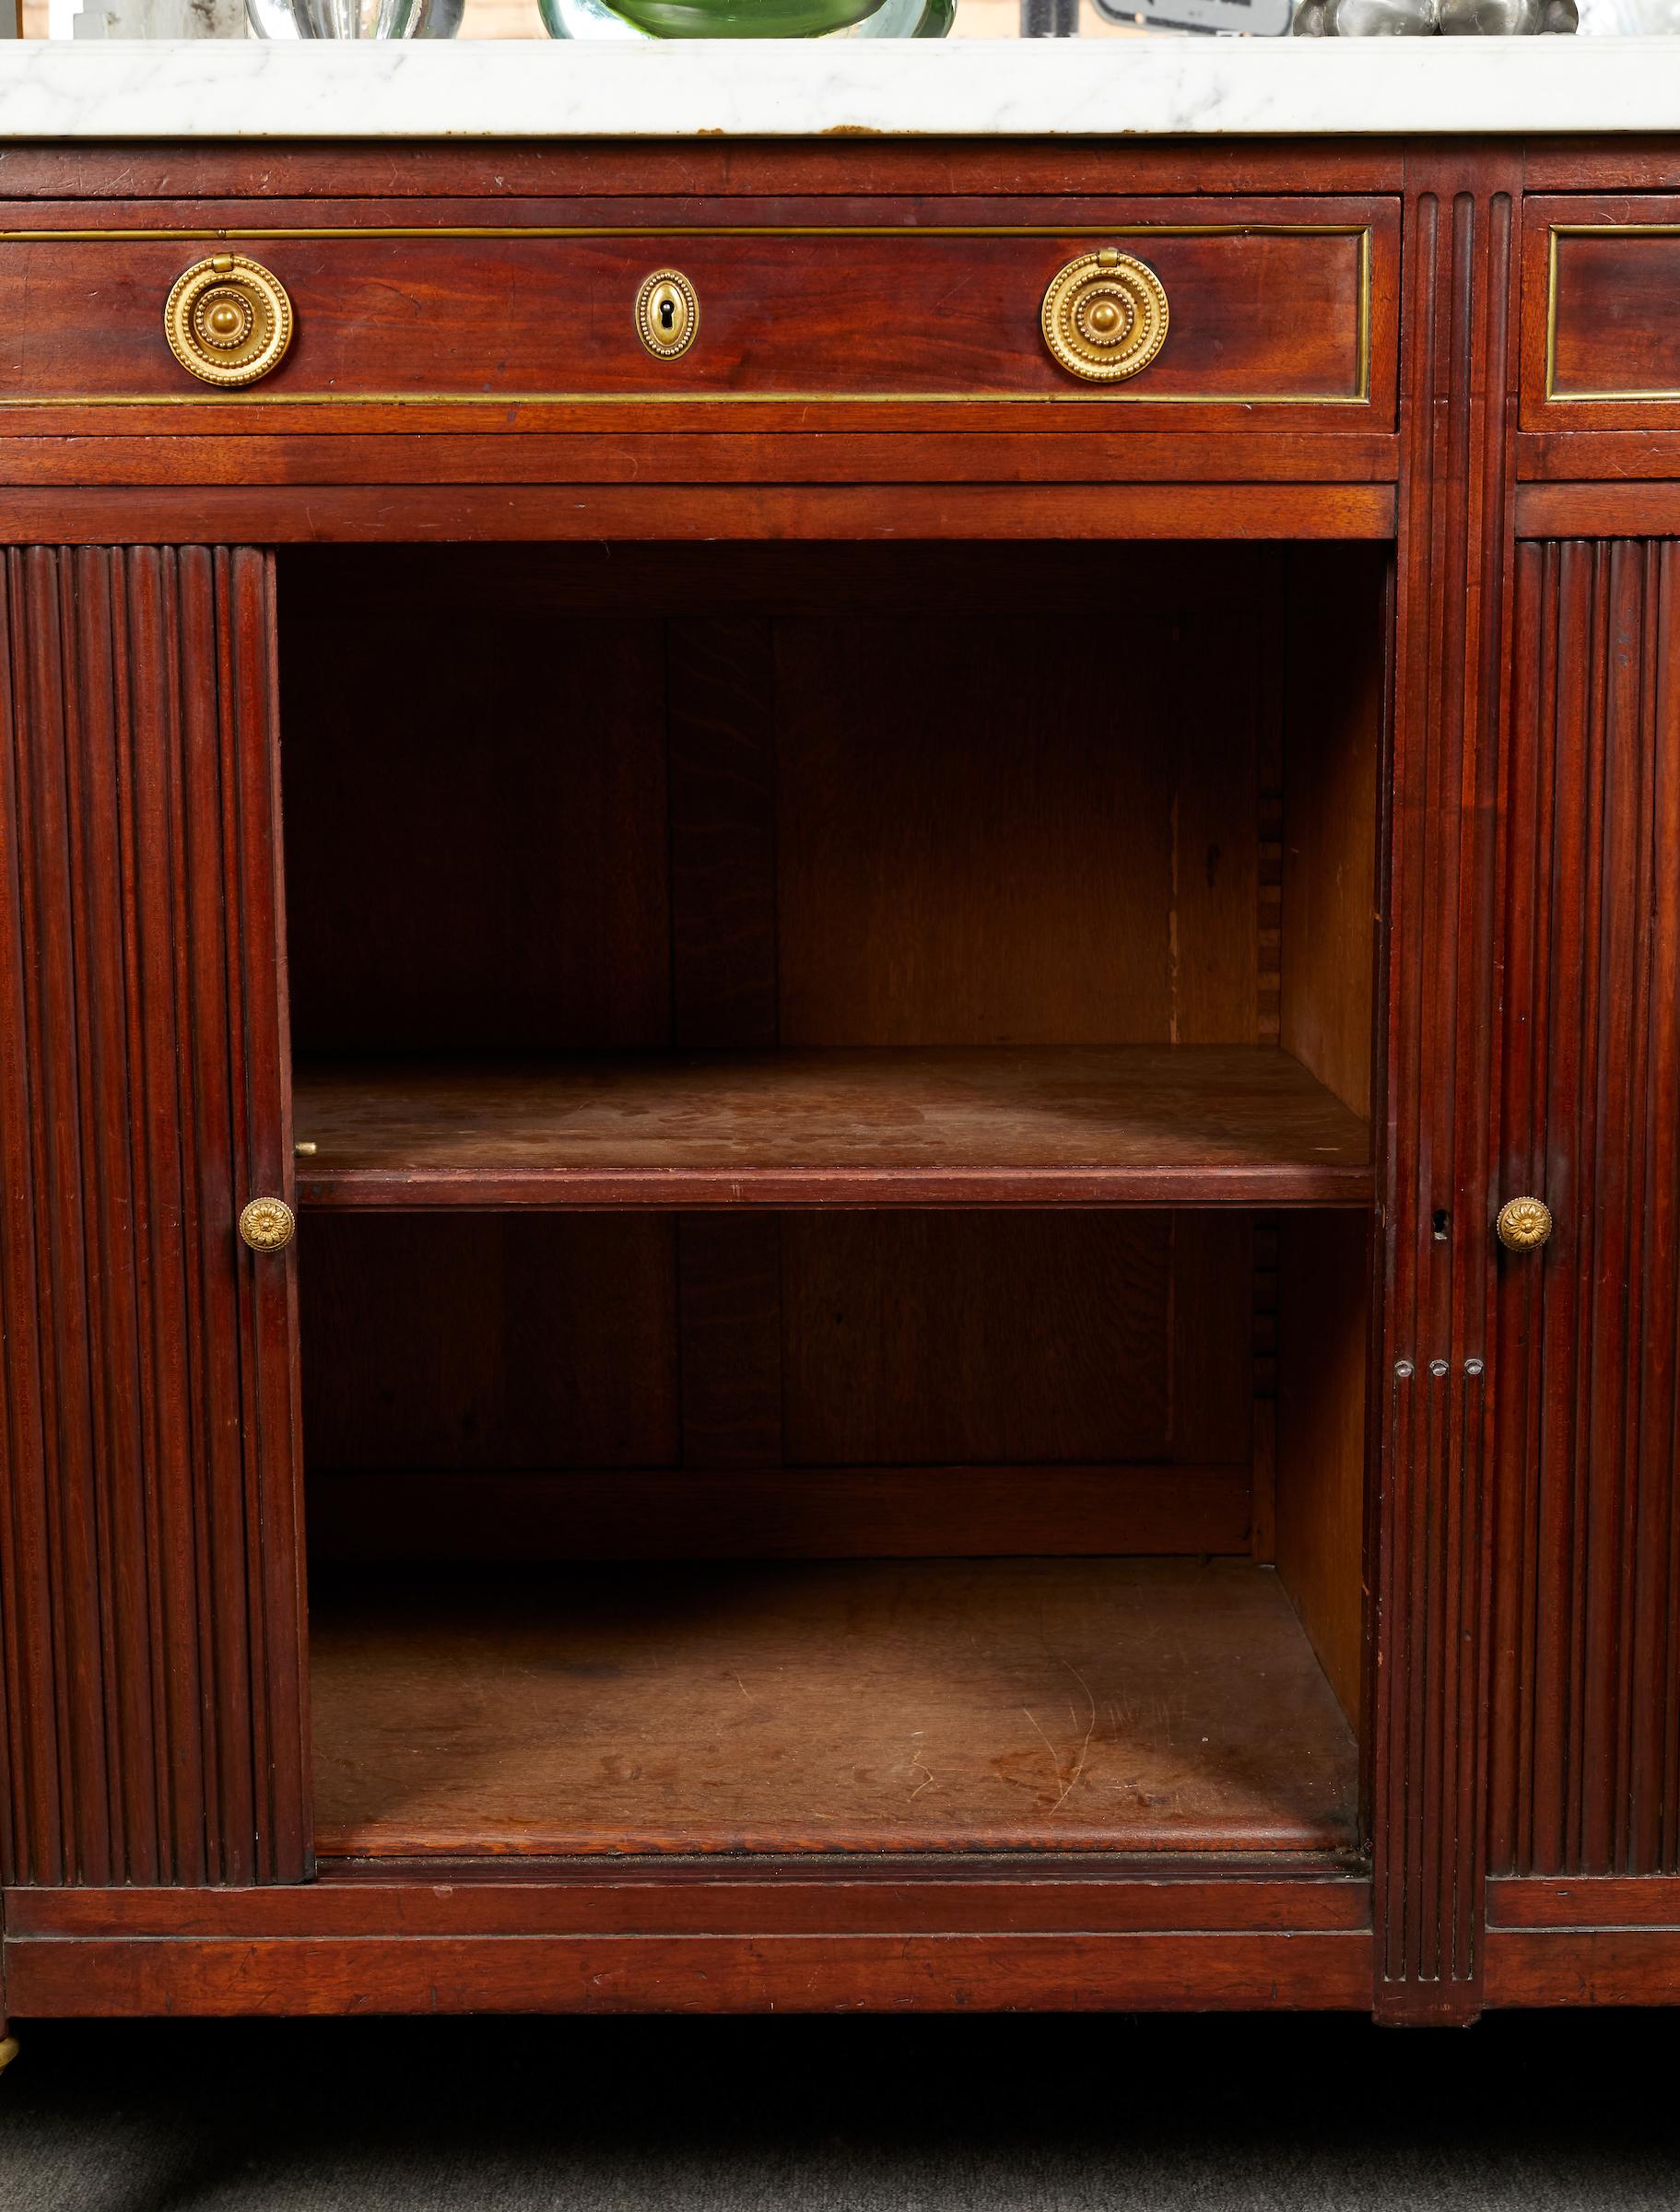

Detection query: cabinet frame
xmin=0 ymin=130 xmax=1674 ymax=2028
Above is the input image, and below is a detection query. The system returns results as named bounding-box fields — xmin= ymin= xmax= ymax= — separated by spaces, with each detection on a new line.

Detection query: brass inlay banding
xmin=0 ymin=223 xmax=1375 ymax=411
xmin=1545 ymin=223 xmax=1680 ymax=404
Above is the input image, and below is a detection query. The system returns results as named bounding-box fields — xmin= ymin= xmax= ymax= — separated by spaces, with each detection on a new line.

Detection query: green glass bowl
xmin=611 ymin=0 xmax=881 ymax=29
xmin=542 ymin=0 xmax=952 ymax=39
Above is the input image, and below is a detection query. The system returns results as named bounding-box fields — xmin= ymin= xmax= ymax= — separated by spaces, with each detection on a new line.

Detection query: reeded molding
xmin=1374 ymin=155 xmax=1520 ymax=2020
xmin=0 ymin=545 xmax=309 ymax=1888
xmin=1491 ymin=539 xmax=1680 ymax=1880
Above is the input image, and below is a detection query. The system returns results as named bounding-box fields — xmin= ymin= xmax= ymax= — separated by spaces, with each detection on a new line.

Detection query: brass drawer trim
xmin=0 ymin=222 xmax=1374 ymax=411
xmin=1545 ymin=222 xmax=1680 ymax=405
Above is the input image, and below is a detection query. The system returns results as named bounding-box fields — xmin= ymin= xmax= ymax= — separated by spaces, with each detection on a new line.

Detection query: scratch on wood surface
xmin=1021 ymin=1705 xmax=1066 ymax=1804
xmin=1051 ymin=1659 xmax=1098 ymax=1814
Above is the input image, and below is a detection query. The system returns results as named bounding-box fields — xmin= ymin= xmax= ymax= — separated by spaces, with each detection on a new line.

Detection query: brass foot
xmin=0 ymin=2037 xmax=18 ymax=2077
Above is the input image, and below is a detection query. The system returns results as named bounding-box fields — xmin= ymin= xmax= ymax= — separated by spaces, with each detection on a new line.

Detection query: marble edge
xmin=0 ymin=36 xmax=1679 ymax=137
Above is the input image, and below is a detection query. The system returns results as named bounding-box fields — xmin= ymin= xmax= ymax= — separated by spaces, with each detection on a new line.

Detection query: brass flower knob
xmin=239 ymin=1197 xmax=297 ymax=1253
xmin=165 ymin=253 xmax=294 ymax=389
xmin=1496 ymin=1196 xmax=1553 ymax=1252
xmin=1040 ymin=247 xmax=1169 ymax=384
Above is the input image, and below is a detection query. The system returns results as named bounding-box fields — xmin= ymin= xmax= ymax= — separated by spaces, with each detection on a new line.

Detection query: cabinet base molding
xmin=5 ymin=1868 xmax=1372 ymax=1942
xmin=4 ymin=1929 xmax=1374 ymax=2019
xmin=7 ymin=1867 xmax=1380 ymax=2015
xmin=1485 ymin=1929 xmax=1680 ymax=2008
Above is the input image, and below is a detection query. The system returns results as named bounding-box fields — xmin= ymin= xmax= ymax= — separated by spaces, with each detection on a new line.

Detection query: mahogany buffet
xmin=2 ymin=42 xmax=1679 ymax=2047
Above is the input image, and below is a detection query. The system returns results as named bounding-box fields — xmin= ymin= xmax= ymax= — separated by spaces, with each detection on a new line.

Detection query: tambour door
xmin=1490 ymin=538 xmax=1680 ymax=1892
xmin=0 ymin=544 xmax=310 ymax=1887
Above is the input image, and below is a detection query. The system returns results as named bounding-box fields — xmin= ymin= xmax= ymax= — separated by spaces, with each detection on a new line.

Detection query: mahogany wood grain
xmin=281 ymin=608 xmax=670 ymax=1056
xmin=300 ymin=1214 xmax=681 ymax=1474
xmin=6 ymin=188 xmax=1390 ymax=232
xmin=1279 ymin=552 xmax=1381 ymax=1122
xmin=0 ymin=545 xmax=308 ymax=1887
xmin=6 ymin=1866 xmax=1372 ymax=1938
xmin=4 ymin=131 xmax=1635 ymax=2023
xmin=1487 ymin=1876 xmax=1680 ymax=1930
xmin=0 ymin=430 xmax=1403 ymax=489
xmin=1521 ymin=198 xmax=1680 ymax=430
xmin=289 ymin=1049 xmax=1373 ymax=1210
xmin=1517 ymin=482 xmax=1680 ymax=537
xmin=1522 ymin=143 xmax=1680 ymax=193
xmin=307 ymin=1560 xmax=1358 ymax=1859
xmin=282 ymin=546 xmax=1372 ymax=1065
xmin=0 ymin=188 xmax=1395 ymax=432
xmin=1275 ymin=1214 xmax=1370 ymax=1731
xmin=300 ymin=1204 xmax=1258 ymax=1564
xmin=1490 ymin=540 xmax=1680 ymax=1882
xmin=3 ymin=1927 xmax=1376 ymax=2018
xmin=0 ymin=483 xmax=1401 ymax=545
xmin=1251 ymin=1223 xmax=1280 ymax=1565
xmin=778 ymin=1209 xmax=1253 ymax=1470
xmin=667 ymin=618 xmax=778 ymax=1053
xmin=676 ymin=1216 xmax=784 ymax=1471
xmin=1517 ymin=432 xmax=1680 ymax=488
xmin=0 ymin=213 xmax=1386 ymax=417
xmin=0 ymin=140 xmax=1408 ymax=202
xmin=1483 ymin=1927 xmax=1680 ymax=2006
xmin=1371 ymin=147 xmax=1520 ymax=2022
xmin=778 ymin=594 xmax=1264 ymax=1047
xmin=280 ymin=554 xmax=1375 ymax=1133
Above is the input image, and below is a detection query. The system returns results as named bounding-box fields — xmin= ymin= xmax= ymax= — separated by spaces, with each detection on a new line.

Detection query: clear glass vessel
xmin=541 ymin=0 xmax=951 ymax=41
xmin=246 ymin=0 xmax=461 ymax=36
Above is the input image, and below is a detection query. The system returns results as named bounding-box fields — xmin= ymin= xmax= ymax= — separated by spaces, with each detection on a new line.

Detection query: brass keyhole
xmin=635 ymin=268 xmax=699 ymax=361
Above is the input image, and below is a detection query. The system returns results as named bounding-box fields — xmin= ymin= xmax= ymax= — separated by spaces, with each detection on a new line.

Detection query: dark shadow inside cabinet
xmin=276 ymin=541 xmax=1384 ymax=1865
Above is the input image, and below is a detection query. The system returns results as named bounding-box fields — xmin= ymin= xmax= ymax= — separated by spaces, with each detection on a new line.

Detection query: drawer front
xmin=0 ymin=202 xmax=1394 ymax=425
xmin=1524 ymin=196 xmax=1680 ymax=428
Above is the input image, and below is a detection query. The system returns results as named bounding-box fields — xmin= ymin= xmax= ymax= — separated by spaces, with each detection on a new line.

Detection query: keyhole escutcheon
xmin=635 ymin=268 xmax=699 ymax=362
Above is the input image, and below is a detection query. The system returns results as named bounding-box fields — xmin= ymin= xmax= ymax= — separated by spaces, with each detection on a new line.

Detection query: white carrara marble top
xmin=0 ymin=35 xmax=1678 ymax=138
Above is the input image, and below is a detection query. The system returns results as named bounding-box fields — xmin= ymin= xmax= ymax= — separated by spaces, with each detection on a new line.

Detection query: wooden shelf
xmin=291 ymin=1046 xmax=1371 ymax=1210
xmin=310 ymin=1558 xmax=1360 ymax=1859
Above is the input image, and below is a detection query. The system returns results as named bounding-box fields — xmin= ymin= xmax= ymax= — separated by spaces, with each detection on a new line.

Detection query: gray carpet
xmin=2 ymin=2010 xmax=1675 ymax=2210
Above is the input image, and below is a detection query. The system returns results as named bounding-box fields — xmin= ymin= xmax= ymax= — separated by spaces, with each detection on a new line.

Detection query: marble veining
xmin=0 ymin=35 xmax=1676 ymax=137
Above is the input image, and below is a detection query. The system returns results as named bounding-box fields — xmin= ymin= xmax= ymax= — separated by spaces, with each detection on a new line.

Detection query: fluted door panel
xmin=0 ymin=545 xmax=307 ymax=1887
xmin=1492 ymin=539 xmax=1680 ymax=1877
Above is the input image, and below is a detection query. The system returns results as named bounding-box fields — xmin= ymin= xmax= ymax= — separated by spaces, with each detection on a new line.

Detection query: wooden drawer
xmin=0 ymin=199 xmax=1395 ymax=429
xmin=1524 ymin=196 xmax=1680 ymax=429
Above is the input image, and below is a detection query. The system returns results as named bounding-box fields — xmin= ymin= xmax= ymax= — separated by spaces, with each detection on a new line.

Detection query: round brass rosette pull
xmin=1040 ymin=247 xmax=1169 ymax=385
xmin=1496 ymin=1196 xmax=1553 ymax=1253
xmin=165 ymin=253 xmax=294 ymax=389
xmin=239 ymin=1197 xmax=297 ymax=1254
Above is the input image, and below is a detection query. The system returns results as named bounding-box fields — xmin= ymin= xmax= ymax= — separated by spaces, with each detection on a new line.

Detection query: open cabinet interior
xmin=277 ymin=540 xmax=1383 ymax=1865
